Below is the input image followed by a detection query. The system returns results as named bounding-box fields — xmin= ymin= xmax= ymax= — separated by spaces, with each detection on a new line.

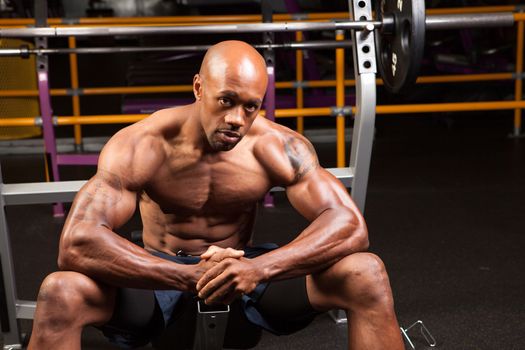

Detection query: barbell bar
xmin=0 ymin=0 xmax=518 ymax=93
xmin=0 ymin=21 xmax=376 ymax=37
xmin=426 ymin=12 xmax=514 ymax=30
xmin=0 ymin=40 xmax=354 ymax=57
xmin=0 ymin=13 xmax=515 ymax=38
xmin=0 ymin=11 xmax=512 ymax=58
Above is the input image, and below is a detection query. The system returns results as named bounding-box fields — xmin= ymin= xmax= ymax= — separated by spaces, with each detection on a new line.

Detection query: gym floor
xmin=1 ymin=112 xmax=524 ymax=349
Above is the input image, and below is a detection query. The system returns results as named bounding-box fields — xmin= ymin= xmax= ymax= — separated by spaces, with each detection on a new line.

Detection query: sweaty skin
xmin=30 ymin=41 xmax=404 ymax=350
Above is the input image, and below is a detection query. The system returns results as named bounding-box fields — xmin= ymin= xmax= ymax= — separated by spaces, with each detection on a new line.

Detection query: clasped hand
xmin=194 ymin=246 xmax=263 ymax=305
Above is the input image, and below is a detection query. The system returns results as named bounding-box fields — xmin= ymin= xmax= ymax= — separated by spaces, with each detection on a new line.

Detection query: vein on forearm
xmin=255 ymin=208 xmax=361 ymax=281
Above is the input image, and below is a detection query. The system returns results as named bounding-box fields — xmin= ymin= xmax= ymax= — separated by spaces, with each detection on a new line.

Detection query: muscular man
xmin=28 ymin=40 xmax=404 ymax=350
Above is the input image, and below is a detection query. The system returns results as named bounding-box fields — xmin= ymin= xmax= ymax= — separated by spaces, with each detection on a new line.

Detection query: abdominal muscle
xmin=139 ymin=200 xmax=256 ymax=256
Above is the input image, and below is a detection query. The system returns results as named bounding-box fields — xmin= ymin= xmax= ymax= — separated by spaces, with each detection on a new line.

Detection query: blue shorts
xmin=100 ymin=243 xmax=319 ymax=348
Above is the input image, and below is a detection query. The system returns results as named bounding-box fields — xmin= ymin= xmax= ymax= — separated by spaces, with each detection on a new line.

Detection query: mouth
xmin=217 ymin=130 xmax=241 ymax=144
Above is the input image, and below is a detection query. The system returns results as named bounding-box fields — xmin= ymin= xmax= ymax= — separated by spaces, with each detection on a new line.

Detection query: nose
xmin=224 ymin=106 xmax=245 ymax=129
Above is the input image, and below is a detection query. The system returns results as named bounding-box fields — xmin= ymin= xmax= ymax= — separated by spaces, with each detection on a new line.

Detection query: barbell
xmin=0 ymin=0 xmax=517 ymax=93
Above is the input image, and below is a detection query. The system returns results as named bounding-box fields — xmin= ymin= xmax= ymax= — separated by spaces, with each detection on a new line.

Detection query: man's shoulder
xmin=104 ymin=121 xmax=162 ymax=155
xmin=105 ymin=105 xmax=188 ymax=152
xmin=251 ymin=116 xmax=307 ymax=146
xmin=251 ymin=117 xmax=316 ymax=156
xmin=148 ymin=105 xmax=188 ymax=125
xmin=251 ymin=117 xmax=318 ymax=185
xmin=97 ymin=108 xmax=183 ymax=188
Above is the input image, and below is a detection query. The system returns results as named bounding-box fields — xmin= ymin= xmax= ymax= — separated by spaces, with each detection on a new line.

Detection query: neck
xmin=183 ymin=103 xmax=215 ymax=155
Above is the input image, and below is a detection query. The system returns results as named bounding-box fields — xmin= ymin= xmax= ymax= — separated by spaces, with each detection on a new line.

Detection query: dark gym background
xmin=1 ymin=0 xmax=524 ymax=349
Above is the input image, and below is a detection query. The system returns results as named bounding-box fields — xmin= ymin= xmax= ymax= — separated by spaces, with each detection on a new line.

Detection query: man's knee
xmin=38 ymin=272 xmax=88 ymax=307
xmin=337 ymin=253 xmax=394 ymax=308
xmin=34 ymin=272 xmax=84 ymax=332
xmin=36 ymin=271 xmax=113 ymax=327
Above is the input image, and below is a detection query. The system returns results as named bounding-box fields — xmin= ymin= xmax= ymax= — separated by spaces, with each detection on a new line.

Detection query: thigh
xmin=104 ymin=287 xmax=161 ymax=332
xmin=256 ymin=276 xmax=319 ymax=334
xmin=99 ymin=287 xmax=166 ymax=349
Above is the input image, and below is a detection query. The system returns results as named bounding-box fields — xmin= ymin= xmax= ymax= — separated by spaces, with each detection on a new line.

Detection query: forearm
xmin=58 ymin=224 xmax=193 ymax=291
xmin=253 ymin=208 xmax=368 ymax=281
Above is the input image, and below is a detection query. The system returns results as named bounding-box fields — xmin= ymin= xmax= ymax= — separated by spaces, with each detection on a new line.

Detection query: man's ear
xmin=193 ymin=74 xmax=202 ymax=101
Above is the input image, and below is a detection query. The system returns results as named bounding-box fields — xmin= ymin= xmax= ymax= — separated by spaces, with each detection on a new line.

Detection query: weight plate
xmin=375 ymin=0 xmax=425 ymax=93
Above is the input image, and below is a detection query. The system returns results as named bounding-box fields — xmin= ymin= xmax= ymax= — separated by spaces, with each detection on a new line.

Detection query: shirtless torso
xmin=118 ymin=106 xmax=309 ymax=256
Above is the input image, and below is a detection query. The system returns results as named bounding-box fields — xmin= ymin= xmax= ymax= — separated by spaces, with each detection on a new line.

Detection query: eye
xmin=219 ymin=97 xmax=233 ymax=107
xmin=245 ymin=104 xmax=259 ymax=113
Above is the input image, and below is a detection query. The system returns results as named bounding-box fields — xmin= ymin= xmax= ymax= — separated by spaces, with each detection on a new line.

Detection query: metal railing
xmin=0 ymin=6 xmax=523 ymax=168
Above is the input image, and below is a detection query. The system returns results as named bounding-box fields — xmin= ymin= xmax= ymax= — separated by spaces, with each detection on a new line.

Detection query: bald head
xmin=192 ymin=41 xmax=268 ymax=152
xmin=199 ymin=40 xmax=268 ymax=90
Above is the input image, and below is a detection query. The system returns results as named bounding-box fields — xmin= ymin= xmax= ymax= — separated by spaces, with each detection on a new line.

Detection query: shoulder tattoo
xmin=284 ymin=136 xmax=319 ymax=182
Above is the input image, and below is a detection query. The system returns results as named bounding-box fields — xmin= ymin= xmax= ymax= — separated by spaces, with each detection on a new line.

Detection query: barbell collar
xmin=380 ymin=13 xmax=395 ymax=35
xmin=19 ymin=45 xmax=30 ymax=58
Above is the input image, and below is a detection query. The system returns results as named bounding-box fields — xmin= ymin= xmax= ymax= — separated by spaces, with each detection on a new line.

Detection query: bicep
xmin=67 ymin=169 xmax=137 ymax=230
xmin=67 ymin=128 xmax=162 ymax=229
xmin=286 ymin=168 xmax=359 ymax=221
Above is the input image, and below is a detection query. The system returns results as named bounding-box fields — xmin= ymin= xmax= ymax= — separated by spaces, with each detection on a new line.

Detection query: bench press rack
xmin=0 ymin=0 xmax=434 ymax=348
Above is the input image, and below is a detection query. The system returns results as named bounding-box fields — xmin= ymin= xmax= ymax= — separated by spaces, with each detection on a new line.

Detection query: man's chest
xmin=144 ymin=153 xmax=271 ymax=214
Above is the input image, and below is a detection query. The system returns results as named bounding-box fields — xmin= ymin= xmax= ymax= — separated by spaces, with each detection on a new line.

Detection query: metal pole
xmin=68 ymin=36 xmax=83 ymax=150
xmin=330 ymin=0 xmax=378 ymax=325
xmin=38 ymin=53 xmax=64 ymax=217
xmin=0 ymin=21 xmax=377 ymax=38
xmin=0 ymin=72 xmax=516 ymax=98
xmin=296 ymin=31 xmax=304 ymax=134
xmin=34 ymin=2 xmax=64 ymax=216
xmin=374 ymin=100 xmax=525 ymax=113
xmin=0 ymin=166 xmax=23 ymax=350
xmin=0 ymin=12 xmax=519 ymax=39
xmin=0 ymin=13 xmax=350 ymax=26
xmin=425 ymin=12 xmax=515 ymax=30
xmin=0 ymin=6 xmax=520 ymax=27
xmin=336 ymin=30 xmax=346 ymax=168
xmin=513 ymin=16 xmax=524 ymax=137
xmin=6 ymin=100 xmax=525 ymax=127
xmin=0 ymin=40 xmax=353 ymax=56
xmin=262 ymin=0 xmax=275 ymax=208
xmin=348 ymin=0 xmax=377 ymax=215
